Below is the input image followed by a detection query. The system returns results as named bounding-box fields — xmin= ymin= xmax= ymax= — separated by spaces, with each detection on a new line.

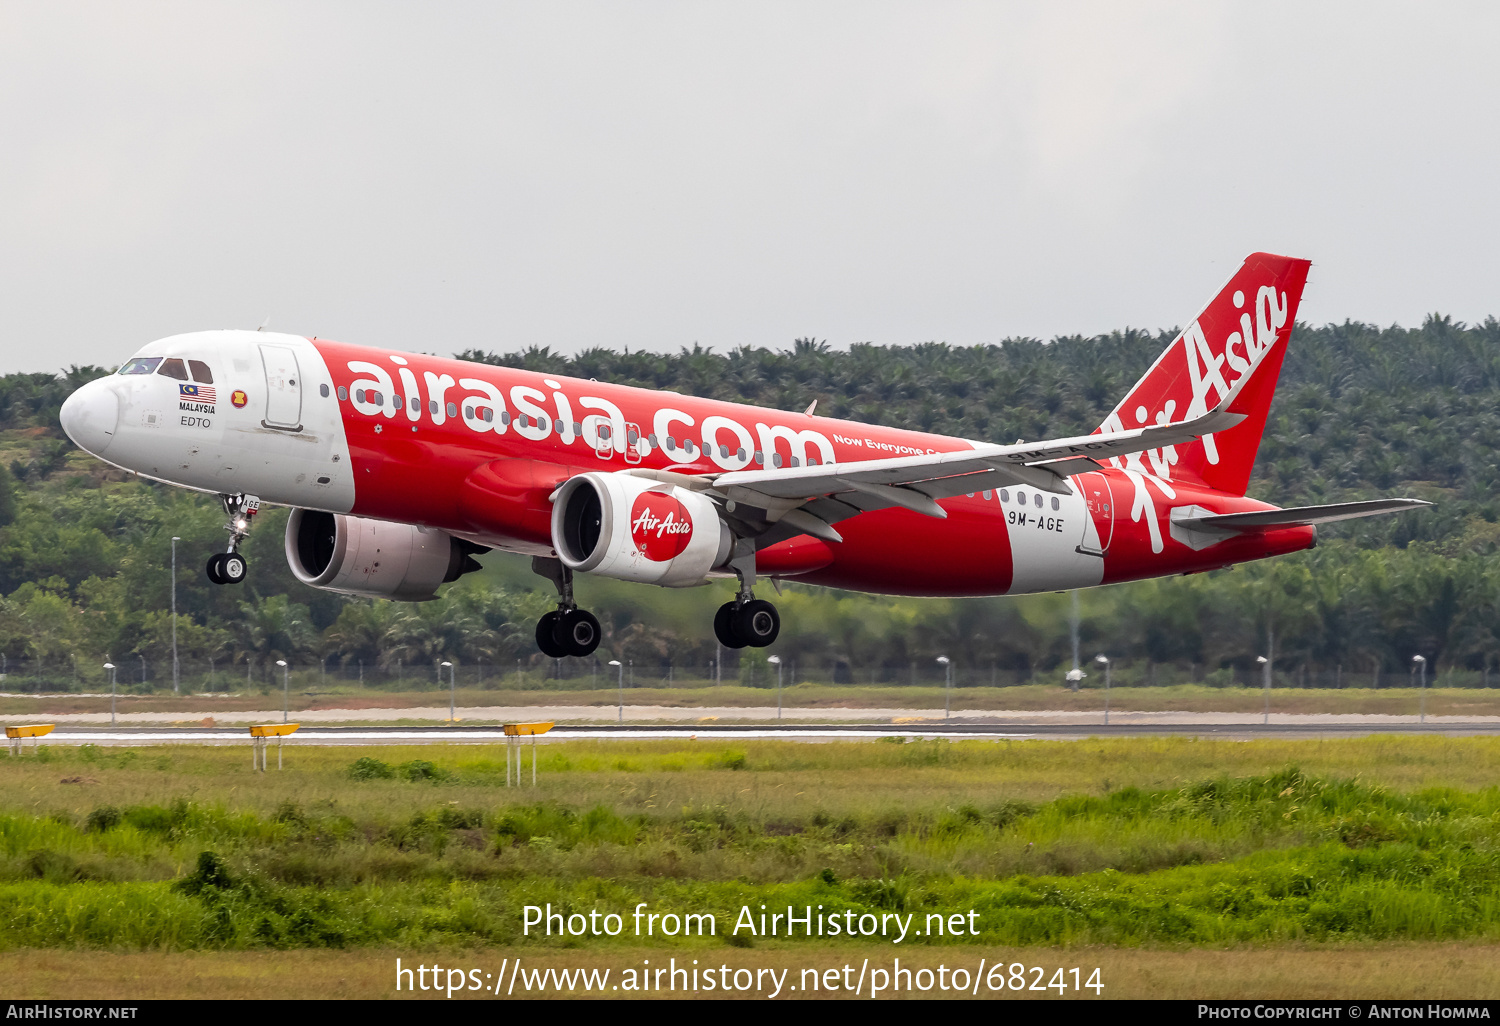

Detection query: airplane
xmin=58 ymin=252 xmax=1429 ymax=658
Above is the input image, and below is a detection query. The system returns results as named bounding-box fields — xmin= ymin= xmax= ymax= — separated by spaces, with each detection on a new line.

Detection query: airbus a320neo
xmin=60 ymin=253 xmax=1428 ymax=657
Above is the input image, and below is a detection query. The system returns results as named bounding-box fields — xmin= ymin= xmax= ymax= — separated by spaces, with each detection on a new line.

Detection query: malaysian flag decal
xmin=180 ymin=383 xmax=217 ymax=403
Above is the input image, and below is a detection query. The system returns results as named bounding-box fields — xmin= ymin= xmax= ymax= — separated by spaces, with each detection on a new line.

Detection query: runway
xmin=24 ymin=720 xmax=1500 ymax=746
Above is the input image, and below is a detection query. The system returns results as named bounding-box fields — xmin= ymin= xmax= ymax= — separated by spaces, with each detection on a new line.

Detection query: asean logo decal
xmin=629 ymin=491 xmax=693 ymax=562
xmin=230 ymin=390 xmax=248 ymax=408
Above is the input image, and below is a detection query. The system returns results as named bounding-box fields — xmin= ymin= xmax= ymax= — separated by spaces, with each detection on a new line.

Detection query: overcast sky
xmin=2 ymin=2 xmax=1497 ymax=372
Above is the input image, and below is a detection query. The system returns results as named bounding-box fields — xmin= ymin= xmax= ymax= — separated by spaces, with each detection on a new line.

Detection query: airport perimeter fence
xmin=1 ymin=655 xmax=1497 ymax=695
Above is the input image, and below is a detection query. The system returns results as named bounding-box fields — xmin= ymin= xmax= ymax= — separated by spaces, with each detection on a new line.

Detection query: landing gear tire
xmin=714 ymin=602 xmax=746 ymax=649
xmin=734 ymin=599 xmax=780 ymax=648
xmin=557 ymin=609 xmax=602 ymax=658
xmin=536 ymin=612 xmax=569 ymax=659
xmin=219 ymin=552 xmax=247 ymax=585
xmin=207 ymin=552 xmax=246 ymax=585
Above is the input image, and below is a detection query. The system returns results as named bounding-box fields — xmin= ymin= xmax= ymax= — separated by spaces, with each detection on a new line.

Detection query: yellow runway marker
xmin=249 ymin=723 xmax=299 ymax=771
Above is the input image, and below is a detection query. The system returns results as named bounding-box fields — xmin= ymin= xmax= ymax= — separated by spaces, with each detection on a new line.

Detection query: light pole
xmin=609 ymin=660 xmax=623 ymax=723
xmin=768 ymin=655 xmax=783 ymax=720
xmin=936 ymin=656 xmax=951 ymax=721
xmin=1068 ymin=589 xmax=1081 ymax=690
xmin=1413 ymin=655 xmax=1427 ymax=723
xmin=1257 ymin=655 xmax=1270 ymax=724
xmin=104 ymin=662 xmax=116 ymax=727
xmin=1095 ymin=654 xmax=1111 ymax=725
xmin=277 ymin=659 xmax=288 ymax=722
xmin=1065 ymin=668 xmax=1085 ymax=694
xmin=170 ymin=536 xmax=180 ymax=694
xmin=442 ymin=660 xmax=454 ymax=724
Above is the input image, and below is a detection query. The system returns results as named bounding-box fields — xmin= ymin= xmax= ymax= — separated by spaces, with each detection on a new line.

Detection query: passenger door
xmin=259 ymin=344 xmax=303 ymax=431
xmin=1074 ymin=471 xmax=1115 ymax=556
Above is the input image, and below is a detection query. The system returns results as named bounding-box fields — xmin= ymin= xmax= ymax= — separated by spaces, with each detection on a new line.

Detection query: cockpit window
xmin=188 ymin=360 xmax=213 ymax=384
xmin=157 ymin=358 xmax=189 ymax=381
xmin=118 ymin=357 xmax=162 ymax=375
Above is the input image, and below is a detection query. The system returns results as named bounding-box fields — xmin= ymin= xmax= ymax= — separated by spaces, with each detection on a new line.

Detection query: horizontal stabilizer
xmin=1179 ymin=498 xmax=1432 ymax=532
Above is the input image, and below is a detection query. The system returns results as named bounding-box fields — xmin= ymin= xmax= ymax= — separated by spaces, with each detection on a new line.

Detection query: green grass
xmin=1 ymin=738 xmax=1498 ymax=950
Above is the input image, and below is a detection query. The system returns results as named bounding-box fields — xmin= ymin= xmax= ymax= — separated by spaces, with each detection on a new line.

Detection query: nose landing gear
xmin=206 ymin=493 xmax=259 ymax=585
xmin=206 ymin=551 xmax=248 ymax=585
xmin=532 ymin=556 xmax=602 ymax=658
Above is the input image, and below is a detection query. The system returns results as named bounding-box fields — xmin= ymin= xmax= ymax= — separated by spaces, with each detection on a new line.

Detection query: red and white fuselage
xmin=58 ymin=254 xmax=1335 ymax=601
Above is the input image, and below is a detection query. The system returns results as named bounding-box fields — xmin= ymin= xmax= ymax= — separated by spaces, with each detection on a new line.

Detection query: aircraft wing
xmin=684 ymin=400 xmax=1245 ymax=543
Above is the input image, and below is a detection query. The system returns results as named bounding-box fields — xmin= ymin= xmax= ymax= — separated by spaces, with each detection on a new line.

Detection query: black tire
xmin=713 ymin=601 xmax=746 ymax=649
xmin=220 ymin=553 xmax=247 ymax=585
xmin=536 ymin=611 xmax=568 ymax=658
xmin=558 ymin=609 xmax=601 ymax=658
xmin=734 ymin=599 xmax=780 ymax=648
xmin=205 ymin=553 xmax=225 ymax=585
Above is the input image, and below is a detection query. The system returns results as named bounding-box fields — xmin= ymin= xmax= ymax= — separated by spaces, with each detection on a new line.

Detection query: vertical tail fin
xmin=1098 ymin=252 xmax=1311 ymax=496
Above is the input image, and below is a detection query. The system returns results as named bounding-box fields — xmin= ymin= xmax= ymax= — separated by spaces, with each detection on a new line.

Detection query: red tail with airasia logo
xmin=1098 ymin=253 xmax=1311 ymax=496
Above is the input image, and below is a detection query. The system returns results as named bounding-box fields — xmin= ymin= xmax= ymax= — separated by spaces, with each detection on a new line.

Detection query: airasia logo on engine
xmin=630 ymin=492 xmax=693 ymax=561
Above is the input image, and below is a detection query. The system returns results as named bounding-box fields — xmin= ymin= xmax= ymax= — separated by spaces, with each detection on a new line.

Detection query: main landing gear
xmin=206 ymin=493 xmax=259 ymax=586
xmin=712 ymin=541 xmax=780 ymax=649
xmin=532 ymin=556 xmax=602 ymax=658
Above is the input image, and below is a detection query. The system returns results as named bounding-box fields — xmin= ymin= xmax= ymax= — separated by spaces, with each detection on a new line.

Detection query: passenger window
xmin=118 ymin=357 xmax=162 ymax=375
xmin=157 ymin=358 xmax=189 ymax=380
xmin=337 ymin=386 xmax=348 ymax=401
xmin=1033 ymin=494 xmax=1043 ymax=508
xmin=188 ymin=360 xmax=214 ymax=383
xmin=319 ymin=384 xmax=329 ymax=398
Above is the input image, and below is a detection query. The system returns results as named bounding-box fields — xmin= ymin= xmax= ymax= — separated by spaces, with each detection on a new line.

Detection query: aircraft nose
xmin=59 ymin=380 xmax=120 ymax=456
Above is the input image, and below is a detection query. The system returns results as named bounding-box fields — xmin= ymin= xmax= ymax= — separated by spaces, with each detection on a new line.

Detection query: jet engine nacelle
xmin=285 ymin=509 xmax=484 ymax=601
xmin=552 ymin=472 xmax=733 ymax=586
